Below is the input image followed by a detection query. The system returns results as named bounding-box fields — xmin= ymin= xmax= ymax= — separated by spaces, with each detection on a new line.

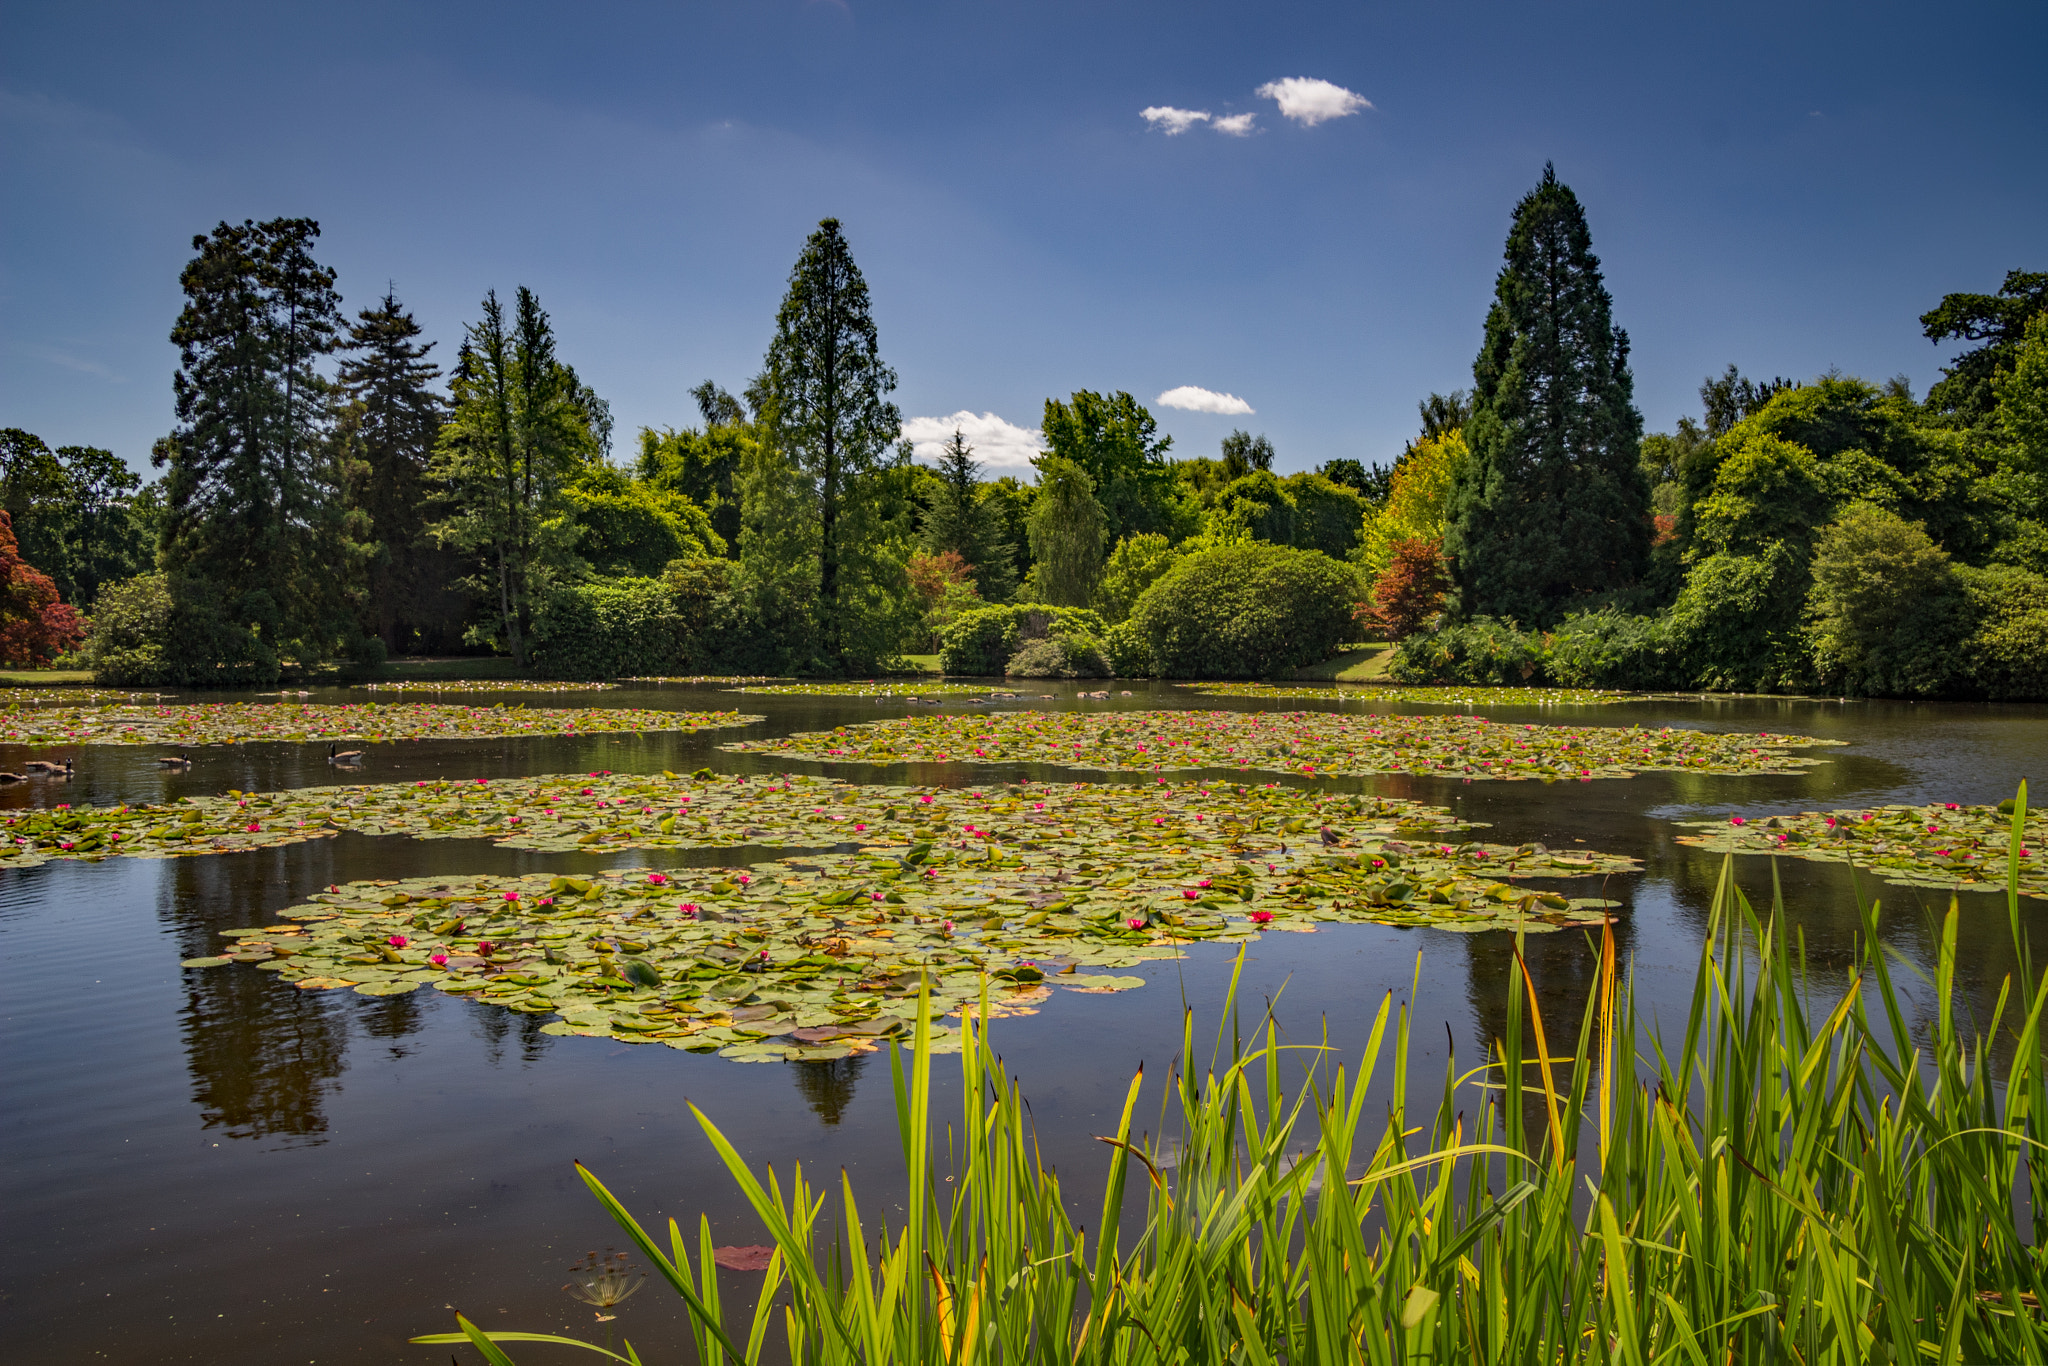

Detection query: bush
xmin=1664 ymin=546 xmax=1815 ymax=693
xmin=1128 ymin=543 xmax=1359 ymax=679
xmin=528 ymin=559 xmax=794 ymax=680
xmin=936 ymin=603 xmax=1106 ymax=675
xmin=1102 ymin=618 xmax=1155 ymax=677
xmin=1546 ymin=609 xmax=1679 ymax=689
xmin=1805 ymin=504 xmax=1972 ymax=697
xmin=1961 ymin=564 xmax=2048 ymax=701
xmin=1389 ymin=616 xmax=1547 ymax=685
xmin=85 ymin=572 xmax=280 ymax=687
xmin=1005 ymin=633 xmax=1108 ymax=679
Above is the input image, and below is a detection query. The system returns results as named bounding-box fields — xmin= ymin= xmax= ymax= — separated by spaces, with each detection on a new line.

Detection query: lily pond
xmin=1 ymin=679 xmax=2042 ymax=1364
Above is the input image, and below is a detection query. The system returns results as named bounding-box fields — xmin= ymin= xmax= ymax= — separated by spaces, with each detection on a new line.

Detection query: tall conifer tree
xmin=1444 ymin=166 xmax=1650 ymax=626
xmin=760 ymin=219 xmax=902 ymax=663
xmin=923 ymin=429 xmax=1014 ymax=600
xmin=338 ymin=292 xmax=444 ymax=651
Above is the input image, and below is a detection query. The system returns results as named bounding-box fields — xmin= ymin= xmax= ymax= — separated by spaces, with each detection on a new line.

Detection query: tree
xmin=921 ymin=429 xmax=1015 ymax=600
xmin=428 ymin=287 xmax=595 ymax=664
xmin=1700 ymin=365 xmax=1796 ymax=439
xmin=1318 ymin=458 xmax=1380 ymax=499
xmin=0 ymin=511 xmax=83 ymax=666
xmin=1921 ymin=269 xmax=2048 ymax=423
xmin=690 ymin=380 xmax=748 ymax=429
xmin=0 ymin=429 xmax=67 ymax=571
xmin=1355 ymin=536 xmax=1450 ymax=639
xmin=158 ymin=217 xmax=356 ymax=659
xmin=1416 ymin=390 xmax=1472 ymax=442
xmin=1093 ymin=532 xmax=1181 ymax=623
xmin=336 ymin=292 xmax=444 ymax=652
xmin=760 ymin=218 xmax=903 ymax=664
xmin=1039 ymin=391 xmax=1176 ymax=543
xmin=1025 ymin=456 xmax=1106 ymax=606
xmin=638 ymin=424 xmax=752 ymax=552
xmin=1219 ymin=430 xmax=1275 ymax=479
xmin=1444 ymin=165 xmax=1651 ymax=627
xmin=1356 ymin=429 xmax=1466 ymax=580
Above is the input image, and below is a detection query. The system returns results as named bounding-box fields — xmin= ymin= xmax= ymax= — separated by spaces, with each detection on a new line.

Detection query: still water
xmin=3 ymin=683 xmax=2042 ymax=1364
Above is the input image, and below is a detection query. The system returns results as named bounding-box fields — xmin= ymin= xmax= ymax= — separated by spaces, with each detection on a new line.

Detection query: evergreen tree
xmin=158 ymin=217 xmax=356 ymax=658
xmin=1444 ymin=166 xmax=1650 ymax=627
xmin=760 ymin=218 xmax=903 ymax=664
xmin=428 ymin=287 xmax=594 ymax=664
xmin=337 ymin=292 xmax=445 ymax=652
xmin=1026 ymin=456 xmax=1106 ymax=606
xmin=922 ymin=429 xmax=1015 ymax=600
xmin=1039 ymin=390 xmax=1175 ymax=543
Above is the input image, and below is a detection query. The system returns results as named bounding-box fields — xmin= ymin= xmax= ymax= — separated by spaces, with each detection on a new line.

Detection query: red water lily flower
xmin=1249 ymin=910 xmax=1275 ymax=925
xmin=647 ymin=873 xmax=667 ymax=885
xmin=678 ymin=903 xmax=698 ymax=917
xmin=388 ymin=935 xmax=408 ymax=948
xmin=477 ymin=942 xmax=495 ymax=956
xmin=429 ymin=953 xmax=448 ymax=967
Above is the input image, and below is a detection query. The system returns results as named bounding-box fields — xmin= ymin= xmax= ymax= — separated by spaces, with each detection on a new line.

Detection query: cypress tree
xmin=923 ymin=429 xmax=1014 ymax=600
xmin=761 ymin=219 xmax=902 ymax=664
xmin=337 ymin=292 xmax=444 ymax=651
xmin=1444 ymin=166 xmax=1650 ymax=627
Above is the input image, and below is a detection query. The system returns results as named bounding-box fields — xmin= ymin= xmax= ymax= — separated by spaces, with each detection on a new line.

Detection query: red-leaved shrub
xmin=0 ymin=511 xmax=84 ymax=666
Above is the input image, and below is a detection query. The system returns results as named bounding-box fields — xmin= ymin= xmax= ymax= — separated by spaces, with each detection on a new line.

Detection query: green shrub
xmin=1963 ymin=564 xmax=2048 ymax=700
xmin=1127 ymin=543 xmax=1358 ymax=678
xmin=1546 ymin=609 xmax=1678 ymax=689
xmin=85 ymin=572 xmax=280 ymax=687
xmin=1102 ymin=617 xmax=1155 ymax=677
xmin=1805 ymin=504 xmax=1972 ymax=697
xmin=528 ymin=559 xmax=795 ymax=680
xmin=1389 ymin=615 xmax=1547 ymax=685
xmin=1665 ymin=546 xmax=1816 ymax=693
xmin=1004 ymin=633 xmax=1108 ymax=679
xmin=936 ymin=603 xmax=1105 ymax=675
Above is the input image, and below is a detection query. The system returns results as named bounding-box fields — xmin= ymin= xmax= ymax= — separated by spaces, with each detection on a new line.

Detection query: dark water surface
xmin=3 ymin=683 xmax=2042 ymax=1364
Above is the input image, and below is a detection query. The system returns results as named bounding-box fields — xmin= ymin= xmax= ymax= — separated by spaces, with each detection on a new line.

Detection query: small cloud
xmin=1141 ymin=105 xmax=1211 ymax=135
xmin=1256 ymin=77 xmax=1372 ymax=127
xmin=1157 ymin=386 xmax=1253 ymax=415
xmin=1212 ymin=112 xmax=1258 ymax=137
xmin=24 ymin=344 xmax=122 ymax=381
xmin=900 ymin=411 xmax=1045 ymax=468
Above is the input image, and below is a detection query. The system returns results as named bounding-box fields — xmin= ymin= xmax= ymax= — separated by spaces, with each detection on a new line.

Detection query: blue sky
xmin=4 ymin=1 xmax=2043 ymax=477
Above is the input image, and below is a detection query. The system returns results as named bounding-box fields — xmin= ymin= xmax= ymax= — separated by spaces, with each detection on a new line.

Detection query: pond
xmin=2 ymin=681 xmax=2042 ymax=1364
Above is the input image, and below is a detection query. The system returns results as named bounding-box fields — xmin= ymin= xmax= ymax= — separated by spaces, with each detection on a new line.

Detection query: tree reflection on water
xmin=790 ymin=1054 xmax=868 ymax=1125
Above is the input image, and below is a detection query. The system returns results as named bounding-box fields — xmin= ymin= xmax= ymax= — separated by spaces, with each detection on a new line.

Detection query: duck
xmin=327 ymin=744 xmax=365 ymax=765
xmin=24 ymin=759 xmax=73 ymax=776
xmin=156 ymin=752 xmax=192 ymax=768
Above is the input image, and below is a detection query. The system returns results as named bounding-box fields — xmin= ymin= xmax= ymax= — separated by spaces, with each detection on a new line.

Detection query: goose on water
xmin=156 ymin=752 xmax=191 ymax=767
xmin=24 ymin=759 xmax=73 ymax=775
xmin=327 ymin=744 xmax=365 ymax=764
xmin=0 ymin=771 xmax=25 ymax=784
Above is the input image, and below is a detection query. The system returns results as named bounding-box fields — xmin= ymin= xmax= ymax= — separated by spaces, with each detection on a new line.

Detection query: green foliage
xmin=935 ymin=603 xmax=1106 ymax=676
xmin=1128 ymin=543 xmax=1359 ymax=679
xmin=920 ymin=428 xmax=1015 ymax=600
xmin=529 ymin=559 xmax=798 ymax=680
xmin=638 ymin=422 xmax=751 ymax=552
xmin=1666 ymin=545 xmax=1815 ymax=693
xmin=1389 ymin=615 xmax=1547 ymax=686
xmin=1102 ymin=617 xmax=1154 ymax=676
xmin=0 ymin=430 xmax=152 ymax=610
xmin=1039 ymin=389 xmax=1176 ymax=543
xmin=760 ymin=218 xmax=903 ymax=665
xmin=1004 ymin=632 xmax=1107 ymax=678
xmin=1024 ymin=456 xmax=1106 ymax=606
xmin=564 ymin=465 xmax=722 ymax=578
xmin=84 ymin=571 xmax=279 ymax=687
xmin=1690 ymin=433 xmax=1833 ymax=557
xmin=1092 ymin=533 xmax=1181 ymax=623
xmin=1806 ymin=504 xmax=1972 ymax=696
xmin=1921 ymin=267 xmax=2048 ymax=422
xmin=1211 ymin=470 xmax=1295 ymax=544
xmin=1446 ymin=165 xmax=1652 ymax=627
xmin=1283 ymin=472 xmax=1367 ymax=558
xmin=428 ymin=287 xmax=597 ymax=665
xmin=1965 ymin=564 xmax=2048 ymax=700
xmin=1545 ymin=608 xmax=1678 ymax=688
xmin=978 ymin=476 xmax=1036 ymax=589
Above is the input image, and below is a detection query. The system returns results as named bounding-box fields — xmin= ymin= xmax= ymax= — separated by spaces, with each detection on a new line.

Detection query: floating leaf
xmin=0 ymin=701 xmax=759 ymax=749
xmin=711 ymin=1246 xmax=777 ymax=1271
xmin=179 ymin=955 xmax=233 ymax=968
xmin=1177 ymin=683 xmax=1629 ymax=706
xmin=1675 ymin=801 xmax=2047 ymax=902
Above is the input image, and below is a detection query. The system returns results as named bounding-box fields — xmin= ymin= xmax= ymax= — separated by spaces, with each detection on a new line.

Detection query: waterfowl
xmin=327 ymin=744 xmax=365 ymax=764
xmin=0 ymin=771 xmax=25 ymax=784
xmin=24 ymin=759 xmax=73 ymax=775
xmin=1319 ymin=824 xmax=1340 ymax=847
xmin=156 ymin=752 xmax=191 ymax=768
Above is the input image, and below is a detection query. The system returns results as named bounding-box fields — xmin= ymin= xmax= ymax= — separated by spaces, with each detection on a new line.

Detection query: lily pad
xmin=1675 ymin=801 xmax=2047 ymax=902
xmin=730 ymin=682 xmax=1032 ymax=699
xmin=354 ymin=680 xmax=618 ymax=693
xmin=722 ymin=709 xmax=1843 ymax=781
xmin=0 ymin=701 xmax=758 ymax=748
xmin=1176 ymin=683 xmax=1629 ymax=706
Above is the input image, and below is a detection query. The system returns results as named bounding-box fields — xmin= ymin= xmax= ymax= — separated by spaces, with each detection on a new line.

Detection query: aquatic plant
xmin=729 ymin=682 xmax=1032 ymax=698
xmin=724 ymin=708 xmax=1842 ymax=781
xmin=354 ymin=680 xmax=619 ymax=692
xmin=0 ymin=687 xmax=154 ymax=707
xmin=1677 ymin=798 xmax=2048 ymax=901
xmin=0 ymin=701 xmax=757 ymax=747
xmin=1176 ymin=681 xmax=1630 ymax=705
xmin=416 ymin=791 xmax=2047 ymax=1363
xmin=185 ymin=812 xmax=1629 ymax=1062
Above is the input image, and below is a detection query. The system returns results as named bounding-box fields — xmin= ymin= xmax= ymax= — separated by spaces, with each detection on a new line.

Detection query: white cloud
xmin=1256 ymin=77 xmax=1372 ymax=127
xmin=901 ymin=411 xmax=1045 ymax=468
xmin=1156 ymin=386 xmax=1254 ymax=415
xmin=1140 ymin=105 xmax=1211 ymax=135
xmin=1212 ymin=112 xmax=1258 ymax=136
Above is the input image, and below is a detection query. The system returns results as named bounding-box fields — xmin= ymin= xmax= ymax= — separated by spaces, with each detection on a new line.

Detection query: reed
xmin=418 ymin=785 xmax=2046 ymax=1364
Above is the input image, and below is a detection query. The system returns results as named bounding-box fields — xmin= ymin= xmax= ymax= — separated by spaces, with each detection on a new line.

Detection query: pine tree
xmin=760 ymin=219 xmax=902 ymax=663
xmin=429 ymin=287 xmax=593 ymax=664
xmin=1443 ymin=166 xmax=1651 ymax=627
xmin=159 ymin=217 xmax=349 ymax=653
xmin=337 ymin=292 xmax=444 ymax=651
xmin=922 ymin=429 xmax=1015 ymax=600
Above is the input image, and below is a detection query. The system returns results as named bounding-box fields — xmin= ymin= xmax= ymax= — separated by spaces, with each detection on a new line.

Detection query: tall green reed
xmin=418 ymin=784 xmax=2046 ymax=1364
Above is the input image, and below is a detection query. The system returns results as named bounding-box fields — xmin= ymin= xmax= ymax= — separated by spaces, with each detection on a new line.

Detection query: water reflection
xmin=790 ymin=1054 xmax=869 ymax=1125
xmin=472 ymin=998 xmax=556 ymax=1066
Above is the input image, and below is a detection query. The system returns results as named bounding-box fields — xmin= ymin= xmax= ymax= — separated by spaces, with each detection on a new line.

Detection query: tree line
xmin=1 ymin=177 xmax=2040 ymax=694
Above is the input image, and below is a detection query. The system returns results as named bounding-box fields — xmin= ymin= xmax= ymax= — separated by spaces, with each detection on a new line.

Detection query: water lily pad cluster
xmin=723 ymin=709 xmax=1842 ymax=781
xmin=187 ymin=829 xmax=1633 ymax=1060
xmin=1675 ymin=802 xmax=2047 ymax=902
xmin=623 ymin=676 xmax=787 ymax=685
xmin=354 ymin=680 xmax=618 ymax=693
xmin=0 ymin=702 xmax=759 ymax=748
xmin=1177 ymin=683 xmax=1629 ymax=707
xmin=730 ymin=682 xmax=1033 ymax=698
xmin=0 ymin=770 xmax=1474 ymax=868
xmin=1 ymin=688 xmax=152 ymax=708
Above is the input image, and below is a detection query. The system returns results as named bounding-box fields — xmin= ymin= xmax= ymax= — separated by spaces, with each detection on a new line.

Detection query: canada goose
xmin=156 ymin=752 xmax=191 ymax=768
xmin=24 ymin=759 xmax=73 ymax=775
xmin=0 ymin=771 xmax=25 ymax=784
xmin=327 ymin=744 xmax=365 ymax=764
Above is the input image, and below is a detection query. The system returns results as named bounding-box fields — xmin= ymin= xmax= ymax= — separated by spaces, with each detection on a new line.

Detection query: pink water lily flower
xmin=1198 ymin=879 xmax=1212 ymax=888
xmin=1249 ymin=910 xmax=1275 ymax=925
xmin=246 ymin=822 xmax=260 ymax=832
xmin=1730 ymin=816 xmax=1746 ymax=826
xmin=736 ymin=874 xmax=751 ymax=886
xmin=647 ymin=873 xmax=667 ymax=885
xmin=503 ymin=891 xmax=519 ymax=902
xmin=388 ymin=935 xmax=408 ymax=948
xmin=1126 ymin=917 xmax=1146 ymax=930
xmin=476 ymin=942 xmax=495 ymax=956
xmin=678 ymin=902 xmax=698 ymax=917
xmin=429 ymin=953 xmax=448 ymax=967
xmin=1182 ymin=889 xmax=1198 ymax=900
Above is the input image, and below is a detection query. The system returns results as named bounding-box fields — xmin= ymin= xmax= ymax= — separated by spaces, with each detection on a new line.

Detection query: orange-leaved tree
xmin=0 ymin=510 xmax=84 ymax=666
xmin=1354 ymin=535 xmax=1449 ymax=640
